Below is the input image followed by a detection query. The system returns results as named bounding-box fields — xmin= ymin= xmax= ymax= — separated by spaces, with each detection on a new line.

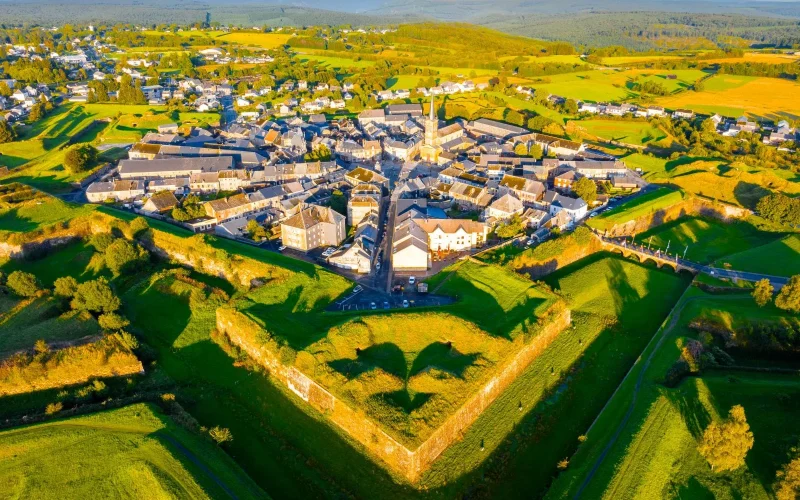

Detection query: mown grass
xmin=427 ymin=259 xmax=555 ymax=337
xmin=633 ymin=215 xmax=786 ymax=264
xmin=587 ymin=188 xmax=684 ymax=231
xmin=1 ymin=239 xmax=107 ymax=287
xmin=720 ymin=234 xmax=800 ymax=277
xmin=0 ymin=403 xmax=266 ymax=499
xmin=0 ymin=196 xmax=95 ymax=234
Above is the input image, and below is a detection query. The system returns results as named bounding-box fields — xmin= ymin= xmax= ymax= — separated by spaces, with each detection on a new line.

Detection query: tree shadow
xmin=410 ymin=341 xmax=481 ymax=379
xmin=664 ymin=380 xmax=713 ymax=439
xmin=733 ymin=181 xmax=771 ymax=209
xmin=328 ymin=342 xmax=407 ymax=380
xmin=375 ymin=389 xmax=433 ymax=414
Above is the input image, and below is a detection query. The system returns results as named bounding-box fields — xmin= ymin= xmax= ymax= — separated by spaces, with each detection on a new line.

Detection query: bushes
xmin=757 ymin=193 xmax=800 ymax=227
xmin=104 ymin=238 xmax=149 ymax=275
xmin=71 ymin=278 xmax=121 ymax=314
xmin=6 ymin=270 xmax=40 ymax=297
xmin=0 ymin=333 xmax=142 ymax=396
xmin=63 ymin=144 xmax=98 ymax=174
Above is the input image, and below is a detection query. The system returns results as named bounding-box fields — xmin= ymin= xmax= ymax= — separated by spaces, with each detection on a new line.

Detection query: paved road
xmin=601 ymin=237 xmax=789 ymax=289
xmin=574 ymin=293 xmax=742 ymax=498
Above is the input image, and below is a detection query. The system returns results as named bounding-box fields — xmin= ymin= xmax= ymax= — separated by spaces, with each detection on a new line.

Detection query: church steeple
xmin=429 ymin=95 xmax=435 ymax=120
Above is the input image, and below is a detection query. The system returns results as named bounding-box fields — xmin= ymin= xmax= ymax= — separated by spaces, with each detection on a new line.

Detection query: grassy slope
xmin=587 ymin=188 xmax=684 ymax=231
xmin=0 ymin=403 xmax=266 ymax=499
xmin=722 ymin=234 xmax=800 ymax=277
xmin=633 ymin=216 xmax=786 ymax=264
xmin=0 ymin=296 xmax=100 ymax=356
xmin=546 ymin=287 xmax=800 ymax=499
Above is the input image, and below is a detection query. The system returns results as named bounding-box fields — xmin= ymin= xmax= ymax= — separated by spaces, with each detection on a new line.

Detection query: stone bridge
xmin=599 ymin=238 xmax=696 ymax=274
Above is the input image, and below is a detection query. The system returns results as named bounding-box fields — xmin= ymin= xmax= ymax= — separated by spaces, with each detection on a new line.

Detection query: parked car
xmin=370 ymin=302 xmax=377 ymax=310
xmin=408 ymin=276 xmax=416 ymax=285
xmin=353 ymin=285 xmax=363 ymax=294
xmin=402 ymin=300 xmax=409 ymax=308
xmin=383 ymin=301 xmax=390 ymax=309
xmin=278 ymin=245 xmax=287 ymax=252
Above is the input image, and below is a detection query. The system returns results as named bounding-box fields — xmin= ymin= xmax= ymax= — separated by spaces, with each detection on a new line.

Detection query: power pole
xmin=647 ymin=236 xmax=652 ymax=251
xmin=666 ymin=239 xmax=671 ymax=254
xmin=683 ymin=245 xmax=688 ymax=260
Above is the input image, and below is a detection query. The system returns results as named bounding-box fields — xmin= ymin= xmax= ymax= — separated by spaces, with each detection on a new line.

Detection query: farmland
xmin=570 ymin=118 xmax=670 ymax=147
xmin=0 ymin=403 xmax=266 ymax=499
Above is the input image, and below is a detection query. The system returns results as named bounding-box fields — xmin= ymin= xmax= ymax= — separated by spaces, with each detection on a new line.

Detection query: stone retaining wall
xmin=217 ymin=305 xmax=571 ymax=482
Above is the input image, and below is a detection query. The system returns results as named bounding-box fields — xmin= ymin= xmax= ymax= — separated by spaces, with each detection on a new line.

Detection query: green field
xmin=1 ymin=240 xmax=107 ymax=286
xmin=0 ymin=403 xmax=266 ymax=499
xmin=546 ymin=287 xmax=800 ymax=499
xmin=427 ymin=259 xmax=555 ymax=337
xmin=587 ymin=188 xmax=685 ymax=231
xmin=572 ymin=119 xmax=670 ymax=147
xmin=0 ymin=196 xmax=95 ymax=234
xmin=1 ymin=104 xmax=217 ymax=193
xmin=722 ymin=234 xmax=800 ymax=277
xmin=633 ymin=216 xmax=786 ymax=264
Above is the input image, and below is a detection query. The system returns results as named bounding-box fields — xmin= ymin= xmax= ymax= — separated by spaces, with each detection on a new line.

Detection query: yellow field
xmin=217 ymin=32 xmax=293 ymax=49
xmin=700 ymin=52 xmax=800 ymax=65
xmin=658 ymin=76 xmax=800 ymax=118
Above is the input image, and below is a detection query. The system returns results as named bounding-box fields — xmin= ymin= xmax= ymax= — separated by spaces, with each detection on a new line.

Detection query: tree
xmin=775 ymin=452 xmax=800 ymax=500
xmin=98 ymin=312 xmax=130 ymax=331
xmin=34 ymin=339 xmax=50 ymax=355
xmin=495 ymin=214 xmax=525 ymax=239
xmin=757 ymin=193 xmax=800 ymax=227
xmin=29 ymin=103 xmax=46 ymax=122
xmin=0 ymin=119 xmax=16 ymax=144
xmin=573 ymin=177 xmax=597 ymax=205
xmin=53 ymin=276 xmax=79 ymax=298
xmin=514 ymin=143 xmax=529 ymax=157
xmin=71 ymin=278 xmax=120 ymax=313
xmin=246 ymin=219 xmax=268 ymax=241
xmin=63 ymin=144 xmax=98 ymax=173
xmin=209 ymin=426 xmax=233 ymax=445
xmin=89 ymin=232 xmax=116 ymax=252
xmin=529 ymin=143 xmax=543 ymax=160
xmin=698 ymin=404 xmax=754 ymax=472
xmin=104 ymin=239 xmax=149 ymax=275
xmin=0 ymin=81 xmax=10 ymax=97
xmin=752 ymin=279 xmax=773 ymax=307
xmin=6 ymin=271 xmax=39 ymax=297
xmin=775 ymin=275 xmax=800 ymax=313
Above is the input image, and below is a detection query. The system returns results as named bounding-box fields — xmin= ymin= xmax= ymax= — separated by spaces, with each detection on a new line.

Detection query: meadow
xmin=0 ymin=403 xmax=267 ymax=499
xmin=217 ymin=31 xmax=292 ymax=48
xmin=570 ymin=118 xmax=670 ymax=147
xmin=587 ymin=188 xmax=685 ymax=231
xmin=632 ymin=216 xmax=786 ymax=264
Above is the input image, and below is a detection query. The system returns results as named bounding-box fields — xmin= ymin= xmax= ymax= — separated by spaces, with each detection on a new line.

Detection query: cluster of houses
xmin=81 ymin=96 xmax=649 ymax=276
xmin=0 ymin=81 xmax=52 ymax=122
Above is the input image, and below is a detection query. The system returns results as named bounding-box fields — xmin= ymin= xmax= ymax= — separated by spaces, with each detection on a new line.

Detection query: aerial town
xmin=1 ymin=13 xmax=800 ymax=500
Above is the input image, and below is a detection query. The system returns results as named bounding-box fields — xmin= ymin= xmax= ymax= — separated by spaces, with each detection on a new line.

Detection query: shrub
xmin=209 ymin=426 xmax=233 ymax=445
xmin=71 ymin=278 xmax=120 ymax=313
xmin=89 ymin=232 xmax=116 ymax=252
xmin=63 ymin=144 xmax=98 ymax=174
xmin=105 ymin=239 xmax=149 ymax=275
xmin=54 ymin=276 xmax=79 ymax=298
xmin=6 ymin=271 xmax=39 ymax=297
xmin=45 ymin=402 xmax=63 ymax=415
xmin=98 ymin=313 xmax=130 ymax=331
xmin=776 ymin=275 xmax=800 ymax=314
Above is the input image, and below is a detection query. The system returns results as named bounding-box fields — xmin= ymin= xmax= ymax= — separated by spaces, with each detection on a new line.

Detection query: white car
xmin=408 ymin=276 xmax=416 ymax=285
xmin=278 ymin=245 xmax=287 ymax=252
xmin=402 ymin=300 xmax=409 ymax=308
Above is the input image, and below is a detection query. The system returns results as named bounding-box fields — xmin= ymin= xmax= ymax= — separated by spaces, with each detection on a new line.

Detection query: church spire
xmin=429 ymin=94 xmax=435 ymax=121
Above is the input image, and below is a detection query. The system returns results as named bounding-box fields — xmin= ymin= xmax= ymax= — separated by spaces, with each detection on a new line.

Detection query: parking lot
xmin=329 ymin=284 xmax=456 ymax=312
